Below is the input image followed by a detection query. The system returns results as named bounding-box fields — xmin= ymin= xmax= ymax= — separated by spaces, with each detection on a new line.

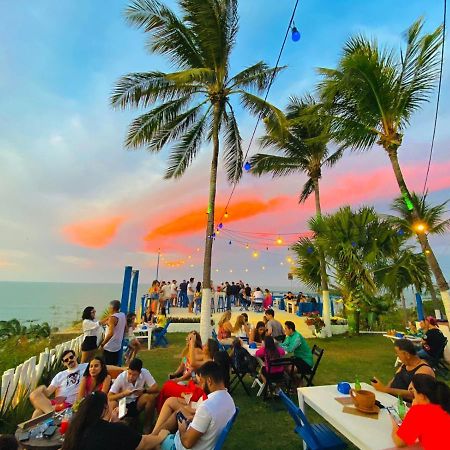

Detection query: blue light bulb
xmin=291 ymin=27 xmax=301 ymax=42
xmin=244 ymin=161 xmax=251 ymax=171
xmin=218 ymin=223 xmax=223 ymax=229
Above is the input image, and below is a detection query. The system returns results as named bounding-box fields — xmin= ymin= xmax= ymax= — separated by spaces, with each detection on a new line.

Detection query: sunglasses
xmin=63 ymin=354 xmax=75 ymax=363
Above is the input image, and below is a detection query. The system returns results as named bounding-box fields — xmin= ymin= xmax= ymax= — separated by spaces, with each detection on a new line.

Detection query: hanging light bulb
xmin=229 ymin=269 xmax=233 ymax=273
xmin=245 ymin=243 xmax=250 ymax=249
xmin=262 ymin=266 xmax=266 ymax=270
xmin=215 ymin=268 xmax=219 ymax=272
xmin=276 ymin=237 xmax=283 ymax=245
xmin=224 ymin=211 xmax=229 ymax=218
xmin=244 ymin=161 xmax=251 ymax=171
xmin=216 ymin=229 xmax=220 ymax=235
xmin=291 ymin=26 xmax=301 ymax=42
xmin=218 ymin=222 xmax=223 ymax=229
xmin=252 ymin=251 xmax=259 ymax=258
xmin=307 ymin=246 xmax=314 ymax=254
xmin=245 ymin=268 xmax=249 ymax=272
xmin=228 ymin=240 xmax=232 ymax=245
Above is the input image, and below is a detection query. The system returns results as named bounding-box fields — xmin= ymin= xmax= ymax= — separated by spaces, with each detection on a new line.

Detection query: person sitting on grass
xmin=62 ymin=391 xmax=169 ymax=450
xmin=77 ymin=356 xmax=111 ymax=400
xmin=371 ymin=339 xmax=434 ymax=401
xmin=255 ymin=336 xmax=286 ymax=385
xmin=108 ymin=358 xmax=159 ymax=434
xmin=156 ymin=361 xmax=236 ymax=450
xmin=30 ymin=349 xmax=88 ymax=418
xmin=281 ymin=321 xmax=313 ymax=377
xmin=250 ymin=321 xmax=266 ymax=345
xmin=391 ymin=374 xmax=450 ymax=449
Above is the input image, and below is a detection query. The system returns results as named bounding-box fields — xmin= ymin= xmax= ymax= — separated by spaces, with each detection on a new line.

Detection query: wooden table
xmin=16 ymin=428 xmax=63 ymax=450
xmin=297 ymin=383 xmax=422 ymax=450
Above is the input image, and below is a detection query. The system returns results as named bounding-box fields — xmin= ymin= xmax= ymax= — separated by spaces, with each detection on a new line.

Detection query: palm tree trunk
xmin=313 ymin=178 xmax=332 ymax=337
xmin=417 ymin=237 xmax=441 ymax=312
xmin=200 ymin=103 xmax=220 ymax=343
xmin=387 ymin=149 xmax=450 ymax=321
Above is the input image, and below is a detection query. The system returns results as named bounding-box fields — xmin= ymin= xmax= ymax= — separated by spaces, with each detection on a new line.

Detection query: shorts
xmin=81 ymin=336 xmax=98 ymax=352
xmin=51 ymin=399 xmax=72 ymax=412
xmin=103 ymin=349 xmax=120 ymax=365
xmin=161 ymin=434 xmax=176 ymax=450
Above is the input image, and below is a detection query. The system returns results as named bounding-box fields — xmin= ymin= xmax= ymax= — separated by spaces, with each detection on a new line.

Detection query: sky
xmin=0 ymin=0 xmax=449 ymax=287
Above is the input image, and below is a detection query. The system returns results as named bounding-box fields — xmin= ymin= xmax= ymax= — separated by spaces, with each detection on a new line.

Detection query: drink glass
xmin=60 ymin=419 xmax=69 ymax=435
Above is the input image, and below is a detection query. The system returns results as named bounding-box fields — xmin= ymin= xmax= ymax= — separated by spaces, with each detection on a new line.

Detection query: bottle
xmin=355 ymin=376 xmax=361 ymax=391
xmin=397 ymin=395 xmax=406 ymax=419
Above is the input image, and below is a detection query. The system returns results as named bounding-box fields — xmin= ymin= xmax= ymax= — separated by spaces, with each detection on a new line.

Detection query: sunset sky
xmin=0 ymin=0 xmax=449 ymax=286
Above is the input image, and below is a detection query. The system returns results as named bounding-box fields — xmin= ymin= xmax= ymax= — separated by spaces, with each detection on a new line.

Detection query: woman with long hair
xmin=142 ymin=304 xmax=155 ymax=324
xmin=232 ymin=314 xmax=250 ymax=340
xmin=255 ymin=336 xmax=286 ymax=384
xmin=62 ymin=391 xmax=168 ymax=450
xmin=81 ymin=307 xmax=104 ymax=363
xmin=217 ymin=311 xmax=233 ymax=344
xmin=148 ymin=280 xmax=160 ymax=314
xmin=124 ymin=313 xmax=141 ymax=365
xmin=250 ymin=321 xmax=266 ymax=345
xmin=392 ymin=373 xmax=450 ymax=448
xmin=156 ymin=331 xmax=205 ymax=412
xmin=77 ymin=356 xmax=111 ymax=401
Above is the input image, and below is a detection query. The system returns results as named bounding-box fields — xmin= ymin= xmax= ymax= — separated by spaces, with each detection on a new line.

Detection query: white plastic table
xmin=133 ymin=325 xmax=155 ymax=350
xmin=297 ymin=383 xmax=422 ymax=450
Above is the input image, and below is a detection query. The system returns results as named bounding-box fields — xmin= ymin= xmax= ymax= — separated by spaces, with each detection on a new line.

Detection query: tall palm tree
xmin=317 ymin=19 xmax=450 ymax=319
xmin=111 ymin=0 xmax=282 ymax=341
xmin=249 ymin=95 xmax=342 ymax=336
xmin=390 ymin=192 xmax=450 ymax=311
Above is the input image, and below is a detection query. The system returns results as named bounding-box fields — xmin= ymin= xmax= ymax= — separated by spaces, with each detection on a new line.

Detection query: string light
xmin=252 ymin=251 xmax=259 ymax=258
xmin=244 ymin=161 xmax=251 ymax=171
xmin=218 ymin=223 xmax=223 ymax=229
xmin=291 ymin=22 xmax=301 ymax=42
xmin=224 ymin=211 xmax=229 ymax=218
xmin=276 ymin=237 xmax=283 ymax=245
xmin=413 ymin=222 xmax=428 ymax=233
xmin=262 ymin=266 xmax=266 ymax=270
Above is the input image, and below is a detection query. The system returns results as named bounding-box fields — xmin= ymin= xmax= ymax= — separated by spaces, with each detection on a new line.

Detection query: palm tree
xmin=317 ymin=19 xmax=450 ymax=319
xmin=111 ymin=0 xmax=282 ymax=341
xmin=249 ymin=95 xmax=342 ymax=336
xmin=390 ymin=192 xmax=450 ymax=312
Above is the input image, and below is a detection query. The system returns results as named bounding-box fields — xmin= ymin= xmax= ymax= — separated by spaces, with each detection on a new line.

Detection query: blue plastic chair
xmin=213 ymin=407 xmax=239 ymax=450
xmin=152 ymin=320 xmax=171 ymax=347
xmin=212 ymin=329 xmax=230 ymax=352
xmin=278 ymin=391 xmax=345 ymax=450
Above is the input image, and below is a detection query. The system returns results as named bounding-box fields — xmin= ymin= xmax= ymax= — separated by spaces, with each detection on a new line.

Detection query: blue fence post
xmin=415 ymin=292 xmax=425 ymax=321
xmin=141 ymin=296 xmax=146 ymax=319
xmin=129 ymin=270 xmax=139 ymax=314
xmin=120 ymin=266 xmax=133 ymax=314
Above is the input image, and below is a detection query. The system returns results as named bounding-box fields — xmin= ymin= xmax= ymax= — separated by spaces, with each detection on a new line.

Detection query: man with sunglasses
xmin=29 ymin=349 xmax=87 ymax=418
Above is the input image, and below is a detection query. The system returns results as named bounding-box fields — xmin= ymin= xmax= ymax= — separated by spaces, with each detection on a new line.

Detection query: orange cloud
xmin=62 ymin=216 xmax=125 ymax=248
xmin=143 ymin=197 xmax=287 ymax=249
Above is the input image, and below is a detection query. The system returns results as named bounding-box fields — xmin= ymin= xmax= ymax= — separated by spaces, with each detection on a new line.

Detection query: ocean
xmin=0 ymin=281 xmax=302 ymax=329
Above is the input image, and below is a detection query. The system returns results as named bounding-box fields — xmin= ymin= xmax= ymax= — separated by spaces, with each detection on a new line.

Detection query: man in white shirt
xmin=187 ymin=278 xmax=195 ymax=313
xmin=157 ymin=361 xmax=236 ymax=450
xmin=170 ymin=280 xmax=178 ymax=306
xmin=29 ymin=349 xmax=88 ymax=418
xmin=108 ymin=358 xmax=159 ymax=433
xmin=100 ymin=299 xmax=126 ymax=366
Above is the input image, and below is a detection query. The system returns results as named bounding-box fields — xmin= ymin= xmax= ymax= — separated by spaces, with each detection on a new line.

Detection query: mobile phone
xmin=43 ymin=425 xmax=57 ymax=438
xmin=118 ymin=397 xmax=127 ymax=419
xmin=176 ymin=411 xmax=187 ymax=423
xmin=17 ymin=431 xmax=30 ymax=442
xmin=387 ymin=406 xmax=403 ymax=426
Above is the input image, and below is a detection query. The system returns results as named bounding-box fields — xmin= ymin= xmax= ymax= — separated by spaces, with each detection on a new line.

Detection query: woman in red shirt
xmin=77 ymin=356 xmax=111 ymax=400
xmin=391 ymin=373 xmax=450 ymax=449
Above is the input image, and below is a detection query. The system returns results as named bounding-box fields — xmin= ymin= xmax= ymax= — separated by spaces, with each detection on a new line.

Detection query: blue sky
xmin=0 ymin=0 xmax=448 ymax=287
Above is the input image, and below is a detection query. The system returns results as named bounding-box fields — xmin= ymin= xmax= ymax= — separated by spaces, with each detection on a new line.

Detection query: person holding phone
xmin=156 ymin=361 xmax=236 ymax=450
xmin=391 ymin=374 xmax=450 ymax=449
xmin=108 ymin=358 xmax=159 ymax=434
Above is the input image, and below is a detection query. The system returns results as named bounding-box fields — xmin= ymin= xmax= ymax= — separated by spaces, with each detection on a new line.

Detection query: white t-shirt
xmin=109 ymin=368 xmax=156 ymax=404
xmin=161 ymin=284 xmax=172 ymax=300
xmin=188 ymin=282 xmax=195 ymax=295
xmin=174 ymin=389 xmax=235 ymax=450
xmin=170 ymin=283 xmax=178 ymax=295
xmin=253 ymin=290 xmax=264 ymax=301
xmin=50 ymin=363 xmax=88 ymax=405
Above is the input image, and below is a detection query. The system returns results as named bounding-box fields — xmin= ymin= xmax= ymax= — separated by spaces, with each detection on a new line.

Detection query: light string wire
xmin=422 ymin=0 xmax=447 ymax=195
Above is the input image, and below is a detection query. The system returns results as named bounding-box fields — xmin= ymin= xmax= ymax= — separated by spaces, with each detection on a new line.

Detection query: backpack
xmin=233 ymin=346 xmax=258 ymax=375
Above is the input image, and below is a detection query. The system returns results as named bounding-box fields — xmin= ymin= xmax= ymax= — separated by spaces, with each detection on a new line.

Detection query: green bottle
xmin=355 ymin=376 xmax=361 ymax=391
xmin=397 ymin=395 xmax=406 ymax=419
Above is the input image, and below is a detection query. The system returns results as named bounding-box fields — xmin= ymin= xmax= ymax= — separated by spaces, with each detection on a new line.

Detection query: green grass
xmin=139 ymin=333 xmax=396 ymax=450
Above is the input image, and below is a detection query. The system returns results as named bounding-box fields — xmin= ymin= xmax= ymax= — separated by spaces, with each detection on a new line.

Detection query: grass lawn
xmin=139 ymin=333 xmax=397 ymax=450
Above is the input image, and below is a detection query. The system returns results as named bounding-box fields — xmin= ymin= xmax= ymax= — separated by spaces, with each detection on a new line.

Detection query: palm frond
xmin=249 ymin=153 xmax=307 ymax=177
xmin=222 ymin=103 xmax=243 ymax=183
xmin=228 ymin=62 xmax=285 ymax=92
xmin=299 ymin=178 xmax=315 ymax=203
xmin=164 ymin=112 xmax=209 ymax=178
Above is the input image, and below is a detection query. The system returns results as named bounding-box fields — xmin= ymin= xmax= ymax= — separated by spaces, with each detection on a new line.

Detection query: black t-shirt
xmin=424 ymin=328 xmax=446 ymax=357
xmin=225 ymin=284 xmax=232 ymax=295
xmin=179 ymin=282 xmax=187 ymax=293
xmin=245 ymin=286 xmax=251 ymax=296
xmin=80 ymin=420 xmax=141 ymax=450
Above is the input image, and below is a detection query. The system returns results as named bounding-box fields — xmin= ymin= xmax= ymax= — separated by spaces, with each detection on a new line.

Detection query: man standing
xmin=179 ymin=280 xmax=188 ymax=308
xmin=157 ymin=361 xmax=236 ymax=450
xmin=225 ymin=282 xmax=232 ymax=311
xmin=108 ymin=358 xmax=159 ymax=433
xmin=161 ymin=281 xmax=172 ymax=313
xmin=170 ymin=280 xmax=178 ymax=306
xmin=264 ymin=309 xmax=285 ymax=342
xmin=187 ymin=278 xmax=195 ymax=313
xmin=281 ymin=321 xmax=313 ymax=375
xmin=100 ymin=300 xmax=126 ymax=365
xmin=30 ymin=350 xmax=87 ymax=418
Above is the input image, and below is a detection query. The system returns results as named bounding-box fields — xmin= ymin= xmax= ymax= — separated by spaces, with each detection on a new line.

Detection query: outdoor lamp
xmin=244 ymin=161 xmax=251 ymax=171
xmin=413 ymin=222 xmax=428 ymax=233
xmin=291 ymin=26 xmax=301 ymax=42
